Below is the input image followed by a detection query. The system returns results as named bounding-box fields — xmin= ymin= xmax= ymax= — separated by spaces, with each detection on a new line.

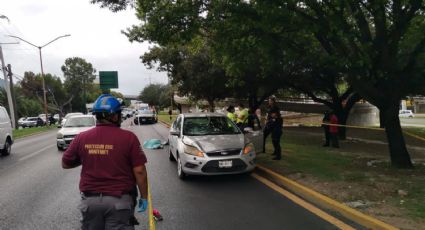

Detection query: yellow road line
xmin=402 ymin=130 xmax=425 ymax=142
xmin=256 ymin=166 xmax=399 ymax=230
xmin=252 ymin=173 xmax=356 ymax=230
xmin=148 ymin=184 xmax=155 ymax=230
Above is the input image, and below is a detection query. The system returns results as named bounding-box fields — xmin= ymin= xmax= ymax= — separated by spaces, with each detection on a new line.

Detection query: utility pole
xmin=7 ymin=64 xmax=18 ymax=128
xmin=0 ymin=44 xmax=17 ymax=129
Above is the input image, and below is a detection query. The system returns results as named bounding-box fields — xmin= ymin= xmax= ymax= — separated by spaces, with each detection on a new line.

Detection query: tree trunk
xmin=207 ymin=99 xmax=215 ymax=112
xmin=379 ymin=111 xmax=385 ymax=128
xmin=336 ymin=111 xmax=348 ymax=140
xmin=381 ymin=106 xmax=413 ymax=168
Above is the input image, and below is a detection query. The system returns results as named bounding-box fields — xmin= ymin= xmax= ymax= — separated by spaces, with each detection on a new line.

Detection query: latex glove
xmin=137 ymin=198 xmax=148 ymax=213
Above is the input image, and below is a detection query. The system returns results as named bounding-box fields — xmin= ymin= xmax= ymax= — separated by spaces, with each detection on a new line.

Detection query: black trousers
xmin=271 ymin=130 xmax=282 ymax=158
xmin=330 ymin=133 xmax=339 ymax=148
xmin=323 ymin=127 xmax=330 ymax=146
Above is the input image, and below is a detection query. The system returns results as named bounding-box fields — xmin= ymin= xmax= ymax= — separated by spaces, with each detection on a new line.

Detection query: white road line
xmin=18 ymin=144 xmax=56 ymax=162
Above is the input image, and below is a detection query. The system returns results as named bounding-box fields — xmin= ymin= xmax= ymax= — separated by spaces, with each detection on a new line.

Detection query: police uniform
xmin=62 ymin=123 xmax=147 ymax=230
xmin=264 ymin=105 xmax=283 ymax=159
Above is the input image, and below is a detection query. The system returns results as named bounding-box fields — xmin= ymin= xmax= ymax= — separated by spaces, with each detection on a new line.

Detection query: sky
xmin=0 ymin=0 xmax=168 ymax=96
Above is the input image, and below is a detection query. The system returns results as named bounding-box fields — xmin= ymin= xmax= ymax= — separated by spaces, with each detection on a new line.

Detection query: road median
xmin=255 ymin=165 xmax=398 ymax=230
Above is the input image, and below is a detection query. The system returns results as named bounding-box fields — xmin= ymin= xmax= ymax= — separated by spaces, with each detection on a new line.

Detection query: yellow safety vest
xmin=227 ymin=112 xmax=236 ymax=123
xmin=237 ymin=108 xmax=249 ymax=124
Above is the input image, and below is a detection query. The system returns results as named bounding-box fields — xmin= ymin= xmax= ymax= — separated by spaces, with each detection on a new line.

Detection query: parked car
xmin=61 ymin=112 xmax=84 ymax=127
xmin=399 ymin=110 xmax=414 ymax=118
xmin=134 ymin=109 xmax=158 ymax=124
xmin=168 ymin=113 xmax=263 ymax=179
xmin=21 ymin=117 xmax=44 ymax=128
xmin=18 ymin=117 xmax=27 ymax=127
xmin=56 ymin=115 xmax=96 ymax=150
xmin=0 ymin=106 xmax=13 ymax=156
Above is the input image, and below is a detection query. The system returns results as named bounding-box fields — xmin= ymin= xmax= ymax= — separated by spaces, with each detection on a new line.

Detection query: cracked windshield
xmin=1 ymin=1 xmax=425 ymax=230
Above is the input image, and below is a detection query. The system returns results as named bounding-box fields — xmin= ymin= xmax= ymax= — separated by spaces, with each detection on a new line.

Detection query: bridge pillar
xmin=347 ymin=102 xmax=379 ymax=127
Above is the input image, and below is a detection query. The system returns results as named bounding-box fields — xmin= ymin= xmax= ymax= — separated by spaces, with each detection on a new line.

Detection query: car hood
xmin=136 ymin=114 xmax=155 ymax=118
xmin=59 ymin=126 xmax=94 ymax=136
xmin=182 ymin=134 xmax=245 ymax=153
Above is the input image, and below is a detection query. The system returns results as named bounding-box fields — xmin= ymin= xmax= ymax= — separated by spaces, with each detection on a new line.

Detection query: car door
xmin=244 ymin=118 xmax=264 ymax=153
xmin=169 ymin=116 xmax=182 ymax=155
xmin=0 ymin=107 xmax=7 ymax=147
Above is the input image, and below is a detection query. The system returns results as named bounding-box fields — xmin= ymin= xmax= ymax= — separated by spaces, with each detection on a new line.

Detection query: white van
xmin=0 ymin=106 xmax=13 ymax=156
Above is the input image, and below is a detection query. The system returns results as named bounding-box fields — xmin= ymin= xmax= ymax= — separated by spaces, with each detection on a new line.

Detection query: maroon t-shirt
xmin=62 ymin=123 xmax=147 ymax=196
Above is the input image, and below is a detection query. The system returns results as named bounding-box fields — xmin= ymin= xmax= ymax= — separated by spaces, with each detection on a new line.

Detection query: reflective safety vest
xmin=237 ymin=108 xmax=249 ymax=124
xmin=227 ymin=112 xmax=236 ymax=123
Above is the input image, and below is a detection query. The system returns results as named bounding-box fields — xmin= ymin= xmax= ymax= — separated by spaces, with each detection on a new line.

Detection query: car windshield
xmin=139 ymin=110 xmax=154 ymax=114
xmin=64 ymin=117 xmax=95 ymax=127
xmin=27 ymin=118 xmax=37 ymax=121
xmin=65 ymin=113 xmax=83 ymax=119
xmin=183 ymin=116 xmax=241 ymax=136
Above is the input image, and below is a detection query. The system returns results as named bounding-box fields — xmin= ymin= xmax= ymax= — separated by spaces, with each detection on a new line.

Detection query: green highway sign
xmin=99 ymin=71 xmax=118 ymax=89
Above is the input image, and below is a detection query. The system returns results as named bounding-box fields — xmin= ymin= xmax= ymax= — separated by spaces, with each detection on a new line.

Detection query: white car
xmin=168 ymin=113 xmax=263 ymax=179
xmin=56 ymin=115 xmax=96 ymax=150
xmin=61 ymin=112 xmax=84 ymax=127
xmin=0 ymin=106 xmax=13 ymax=156
xmin=399 ymin=110 xmax=414 ymax=118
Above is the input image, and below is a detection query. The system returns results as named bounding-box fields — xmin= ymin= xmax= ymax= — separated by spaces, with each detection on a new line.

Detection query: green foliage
xmin=61 ymin=57 xmax=97 ymax=112
xmin=138 ymin=83 xmax=172 ymax=109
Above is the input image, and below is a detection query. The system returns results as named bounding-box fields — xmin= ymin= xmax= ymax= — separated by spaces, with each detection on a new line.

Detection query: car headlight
xmin=243 ymin=143 xmax=255 ymax=155
xmin=57 ymin=132 xmax=64 ymax=139
xmin=184 ymin=144 xmax=204 ymax=157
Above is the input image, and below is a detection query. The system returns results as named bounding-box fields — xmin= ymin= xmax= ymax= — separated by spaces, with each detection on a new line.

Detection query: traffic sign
xmin=99 ymin=71 xmax=118 ymax=89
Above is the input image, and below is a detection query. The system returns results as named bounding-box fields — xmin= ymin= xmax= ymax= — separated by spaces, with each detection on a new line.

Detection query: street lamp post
xmin=8 ymin=34 xmax=70 ymax=124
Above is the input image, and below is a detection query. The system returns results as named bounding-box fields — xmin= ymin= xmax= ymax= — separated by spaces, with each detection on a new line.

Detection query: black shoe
xmin=272 ymin=157 xmax=281 ymax=160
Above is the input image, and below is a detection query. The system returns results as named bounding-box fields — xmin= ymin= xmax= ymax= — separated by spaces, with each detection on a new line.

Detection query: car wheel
xmin=57 ymin=144 xmax=64 ymax=151
xmin=177 ymin=154 xmax=186 ymax=180
xmin=1 ymin=139 xmax=12 ymax=156
xmin=169 ymin=149 xmax=176 ymax=161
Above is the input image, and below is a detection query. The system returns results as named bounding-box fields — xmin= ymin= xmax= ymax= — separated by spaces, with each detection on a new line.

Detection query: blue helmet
xmin=92 ymin=94 xmax=121 ymax=114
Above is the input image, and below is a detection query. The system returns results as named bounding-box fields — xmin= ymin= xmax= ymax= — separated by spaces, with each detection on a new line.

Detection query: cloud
xmin=1 ymin=0 xmax=167 ymax=96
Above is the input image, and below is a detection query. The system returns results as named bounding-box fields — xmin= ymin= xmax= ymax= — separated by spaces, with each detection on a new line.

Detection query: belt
xmin=82 ymin=191 xmax=131 ymax=197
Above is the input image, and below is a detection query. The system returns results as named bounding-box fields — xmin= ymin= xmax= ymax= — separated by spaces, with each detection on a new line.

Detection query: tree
xmin=138 ymin=83 xmax=172 ymax=109
xmin=61 ymin=57 xmax=97 ymax=113
xmin=285 ymin=1 xmax=425 ymax=168
xmin=142 ymin=42 xmax=230 ymax=112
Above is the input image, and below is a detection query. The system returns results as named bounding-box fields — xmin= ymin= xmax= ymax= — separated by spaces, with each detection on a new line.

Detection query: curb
xmin=255 ymin=165 xmax=398 ymax=230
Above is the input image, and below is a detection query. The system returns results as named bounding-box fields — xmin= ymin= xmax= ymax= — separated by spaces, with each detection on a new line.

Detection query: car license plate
xmin=218 ymin=160 xmax=232 ymax=168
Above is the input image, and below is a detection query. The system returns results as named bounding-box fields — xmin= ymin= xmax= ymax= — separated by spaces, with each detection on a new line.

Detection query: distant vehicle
xmin=399 ymin=110 xmax=414 ymax=118
xmin=56 ymin=115 xmax=96 ymax=150
xmin=0 ymin=106 xmax=13 ymax=156
xmin=53 ymin=114 xmax=60 ymax=121
xmin=61 ymin=112 xmax=84 ymax=126
xmin=18 ymin=117 xmax=27 ymax=127
xmin=21 ymin=117 xmax=44 ymax=128
xmin=168 ymin=113 xmax=262 ymax=179
xmin=134 ymin=109 xmax=158 ymax=124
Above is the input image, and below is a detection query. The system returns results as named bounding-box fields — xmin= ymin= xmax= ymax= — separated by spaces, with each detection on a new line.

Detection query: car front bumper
xmin=179 ymin=151 xmax=256 ymax=175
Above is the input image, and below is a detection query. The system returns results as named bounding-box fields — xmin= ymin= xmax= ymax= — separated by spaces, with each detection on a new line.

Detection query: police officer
xmin=62 ymin=94 xmax=148 ymax=230
xmin=263 ymin=96 xmax=283 ymax=160
xmin=226 ymin=105 xmax=236 ymax=123
xmin=236 ymin=103 xmax=249 ymax=129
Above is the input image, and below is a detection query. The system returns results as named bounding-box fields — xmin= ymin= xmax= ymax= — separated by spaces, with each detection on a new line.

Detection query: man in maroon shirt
xmin=62 ymin=94 xmax=148 ymax=229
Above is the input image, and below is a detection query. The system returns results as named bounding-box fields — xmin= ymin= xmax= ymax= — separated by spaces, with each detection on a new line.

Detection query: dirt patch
xmin=258 ymin=125 xmax=425 ymax=230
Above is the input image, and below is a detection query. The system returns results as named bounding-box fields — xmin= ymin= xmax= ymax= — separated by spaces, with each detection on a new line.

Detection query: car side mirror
xmin=170 ymin=130 xmax=180 ymax=137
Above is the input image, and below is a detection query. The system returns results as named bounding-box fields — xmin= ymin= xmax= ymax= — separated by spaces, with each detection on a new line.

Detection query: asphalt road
xmin=0 ymin=121 xmax=348 ymax=230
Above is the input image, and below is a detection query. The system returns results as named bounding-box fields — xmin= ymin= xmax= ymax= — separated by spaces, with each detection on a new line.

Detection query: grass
xmin=13 ymin=126 xmax=57 ymax=139
xmin=256 ymin=128 xmax=425 ymax=227
xmin=403 ymin=127 xmax=425 ymax=139
xmin=158 ymin=114 xmax=176 ymax=126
